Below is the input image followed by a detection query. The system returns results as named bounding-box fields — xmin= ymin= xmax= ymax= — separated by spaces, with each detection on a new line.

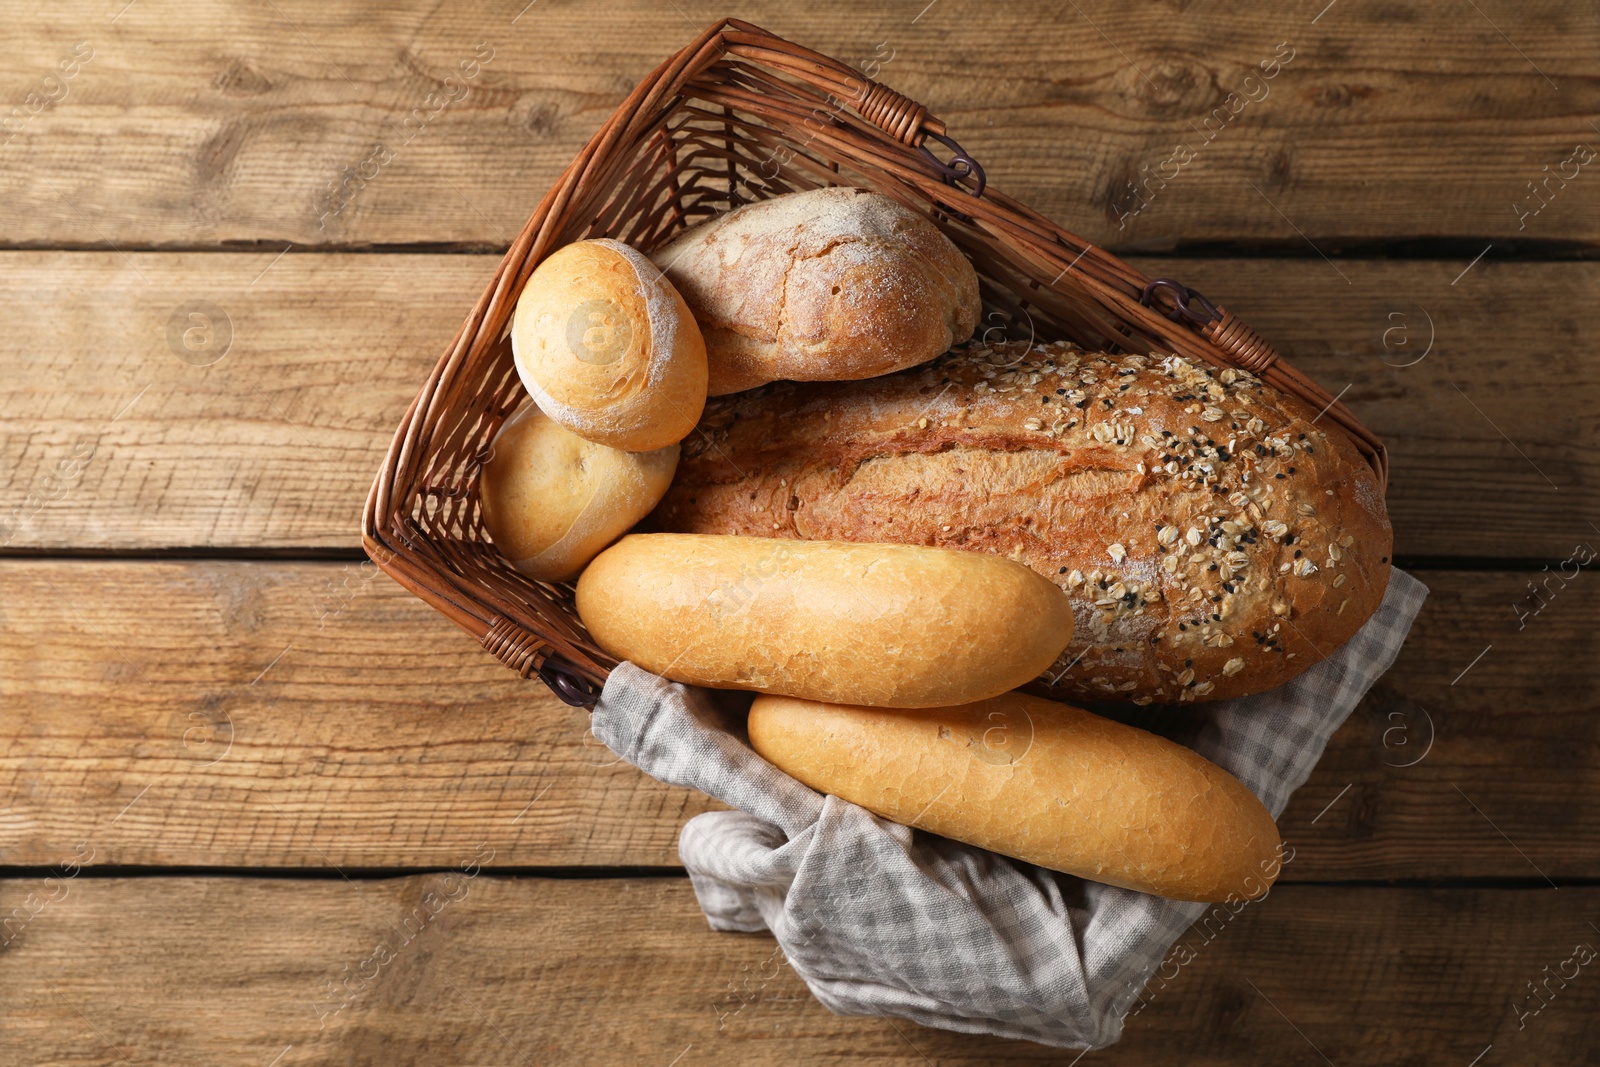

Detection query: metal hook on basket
xmin=917 ymin=130 xmax=986 ymax=198
xmin=539 ymin=656 xmax=602 ymax=709
xmin=1140 ymin=278 xmax=1221 ymax=326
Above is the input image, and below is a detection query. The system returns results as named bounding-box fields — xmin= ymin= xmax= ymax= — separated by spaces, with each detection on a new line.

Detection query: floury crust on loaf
xmin=650 ymin=188 xmax=980 ymax=395
xmin=651 ymin=340 xmax=1392 ymax=704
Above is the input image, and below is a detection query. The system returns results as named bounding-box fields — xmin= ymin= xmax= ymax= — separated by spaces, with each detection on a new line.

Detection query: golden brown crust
xmin=650 ymin=188 xmax=980 ymax=395
xmin=748 ymin=691 xmax=1284 ymax=903
xmin=654 ymin=341 xmax=1393 ymax=704
xmin=574 ymin=533 xmax=1075 ymax=709
xmin=511 ymin=238 xmax=707 ymax=451
xmin=478 ymin=405 xmax=679 ymax=582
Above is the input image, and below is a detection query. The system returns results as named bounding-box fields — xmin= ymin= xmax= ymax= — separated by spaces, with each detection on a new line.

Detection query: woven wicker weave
xmin=362 ymin=18 xmax=1387 ymax=708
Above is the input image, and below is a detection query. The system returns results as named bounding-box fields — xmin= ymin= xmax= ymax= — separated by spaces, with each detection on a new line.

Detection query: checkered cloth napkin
xmin=590 ymin=569 xmax=1428 ymax=1050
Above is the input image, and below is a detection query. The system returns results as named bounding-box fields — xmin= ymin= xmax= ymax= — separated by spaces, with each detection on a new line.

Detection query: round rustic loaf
xmin=511 ymin=238 xmax=706 ymax=451
xmin=652 ymin=340 xmax=1393 ymax=704
xmin=479 ymin=405 xmax=678 ymax=582
xmin=649 ymin=187 xmax=980 ymax=395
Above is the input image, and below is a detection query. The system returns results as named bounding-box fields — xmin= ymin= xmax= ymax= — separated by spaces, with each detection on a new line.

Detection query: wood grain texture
xmin=0 ymin=251 xmax=440 ymax=553
xmin=2 ymin=1 xmax=1598 ymax=250
xmin=0 ymin=875 xmax=1592 ymax=1065
xmin=4 ymin=5 xmax=1590 ymax=1061
xmin=1 ymin=559 xmax=1594 ymax=878
xmin=2 ymin=252 xmax=1595 ymax=557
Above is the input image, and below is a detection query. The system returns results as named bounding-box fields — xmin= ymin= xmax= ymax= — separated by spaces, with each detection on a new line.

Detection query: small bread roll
xmin=574 ymin=533 xmax=1074 ymax=708
xmin=479 ymin=405 xmax=678 ymax=582
xmin=512 ymin=238 xmax=707 ymax=451
xmin=748 ymin=692 xmax=1284 ymax=903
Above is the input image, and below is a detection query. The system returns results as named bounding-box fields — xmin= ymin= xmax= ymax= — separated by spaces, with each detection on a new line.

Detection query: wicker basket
xmin=362 ymin=18 xmax=1387 ymax=709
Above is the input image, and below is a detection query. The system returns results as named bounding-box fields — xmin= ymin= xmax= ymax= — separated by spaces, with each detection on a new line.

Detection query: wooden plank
xmin=0 ymin=875 xmax=1591 ymax=1064
xmin=2 ymin=559 xmax=1594 ymax=879
xmin=3 ymin=1 xmax=1598 ymax=250
xmin=2 ymin=253 xmax=1596 ymax=558
xmin=0 ymin=252 xmax=440 ymax=553
xmin=1182 ymin=257 xmax=1600 ymax=562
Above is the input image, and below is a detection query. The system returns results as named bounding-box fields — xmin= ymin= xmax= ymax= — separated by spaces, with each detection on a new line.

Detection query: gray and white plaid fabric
xmin=591 ymin=569 xmax=1428 ymax=1050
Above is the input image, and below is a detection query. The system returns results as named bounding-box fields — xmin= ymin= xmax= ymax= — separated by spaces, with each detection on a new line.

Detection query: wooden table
xmin=3 ymin=2 xmax=1597 ymax=1063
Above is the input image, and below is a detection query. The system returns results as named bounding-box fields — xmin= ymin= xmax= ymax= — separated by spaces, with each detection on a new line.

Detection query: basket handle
xmin=482 ymin=614 xmax=605 ymax=707
xmin=1140 ymin=278 xmax=1389 ymax=486
xmin=1142 ymin=279 xmax=1278 ymax=375
xmin=718 ymin=19 xmax=986 ymax=195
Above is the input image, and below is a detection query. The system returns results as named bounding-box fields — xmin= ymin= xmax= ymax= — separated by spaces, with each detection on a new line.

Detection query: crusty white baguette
xmin=655 ymin=340 xmax=1393 ymax=704
xmin=650 ymin=187 xmax=980 ymax=395
xmin=574 ymin=533 xmax=1074 ymax=708
xmin=747 ymin=691 xmax=1284 ymax=903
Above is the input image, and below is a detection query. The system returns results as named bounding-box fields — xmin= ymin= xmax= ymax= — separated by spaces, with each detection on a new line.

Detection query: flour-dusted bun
xmin=654 ymin=340 xmax=1393 ymax=704
xmin=574 ymin=533 xmax=1074 ymax=708
xmin=511 ymin=238 xmax=707 ymax=451
xmin=650 ymin=187 xmax=980 ymax=395
xmin=748 ymin=691 xmax=1286 ymax=903
xmin=478 ymin=405 xmax=678 ymax=582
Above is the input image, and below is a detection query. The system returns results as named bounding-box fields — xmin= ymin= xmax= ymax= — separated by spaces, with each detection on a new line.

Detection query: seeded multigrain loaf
xmin=652 ymin=340 xmax=1393 ymax=704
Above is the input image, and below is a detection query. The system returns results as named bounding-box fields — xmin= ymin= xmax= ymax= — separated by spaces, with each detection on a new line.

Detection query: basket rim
xmin=362 ymin=17 xmax=1389 ymax=705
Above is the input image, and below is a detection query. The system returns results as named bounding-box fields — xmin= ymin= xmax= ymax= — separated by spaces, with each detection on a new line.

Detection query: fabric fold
xmin=591 ymin=569 xmax=1429 ymax=1050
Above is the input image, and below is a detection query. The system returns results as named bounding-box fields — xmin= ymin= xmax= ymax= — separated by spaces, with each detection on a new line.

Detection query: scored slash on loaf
xmin=652 ymin=338 xmax=1393 ymax=704
xmin=511 ymin=238 xmax=708 ymax=452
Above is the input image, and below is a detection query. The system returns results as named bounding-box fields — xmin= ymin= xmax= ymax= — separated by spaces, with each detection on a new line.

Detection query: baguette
xmin=574 ymin=533 xmax=1074 ymax=708
xmin=748 ymin=691 xmax=1285 ymax=903
xmin=654 ymin=340 xmax=1392 ymax=704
